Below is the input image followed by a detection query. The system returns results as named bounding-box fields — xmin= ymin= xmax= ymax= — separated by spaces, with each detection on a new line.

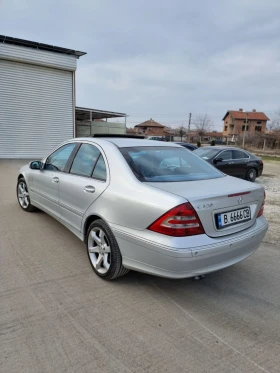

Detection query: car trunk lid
xmin=147 ymin=176 xmax=264 ymax=238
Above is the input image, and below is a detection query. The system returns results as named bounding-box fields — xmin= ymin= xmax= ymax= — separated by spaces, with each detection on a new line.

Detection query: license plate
xmin=216 ymin=207 xmax=251 ymax=229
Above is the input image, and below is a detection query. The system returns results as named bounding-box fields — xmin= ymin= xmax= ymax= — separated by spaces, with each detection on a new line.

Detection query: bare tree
xmin=175 ymin=125 xmax=186 ymax=141
xmin=271 ymin=109 xmax=280 ymax=132
xmin=193 ymin=114 xmax=213 ymax=141
xmin=266 ymin=120 xmax=275 ymax=132
xmin=271 ymin=110 xmax=280 ymax=149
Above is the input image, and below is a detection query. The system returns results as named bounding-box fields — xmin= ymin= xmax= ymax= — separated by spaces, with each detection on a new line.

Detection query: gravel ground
xmin=256 ymin=161 xmax=280 ymax=247
xmin=1 ymin=160 xmax=280 ymax=373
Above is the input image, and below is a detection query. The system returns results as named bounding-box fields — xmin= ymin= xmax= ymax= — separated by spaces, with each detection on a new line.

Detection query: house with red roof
xmin=222 ymin=109 xmax=269 ymax=139
xmin=134 ymin=118 xmax=166 ymax=136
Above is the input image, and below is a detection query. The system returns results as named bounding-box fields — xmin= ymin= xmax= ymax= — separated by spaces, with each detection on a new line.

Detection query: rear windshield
xmin=120 ymin=147 xmax=223 ymax=182
xmin=193 ymin=148 xmax=219 ymax=160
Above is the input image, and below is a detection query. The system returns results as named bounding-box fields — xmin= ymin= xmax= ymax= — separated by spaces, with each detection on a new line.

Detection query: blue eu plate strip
xmin=218 ymin=214 xmax=222 ymax=227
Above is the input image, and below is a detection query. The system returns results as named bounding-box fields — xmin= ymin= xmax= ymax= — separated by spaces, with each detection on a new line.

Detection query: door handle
xmin=52 ymin=177 xmax=59 ymax=183
xmin=84 ymin=185 xmax=95 ymax=193
xmin=229 ymin=162 xmax=234 ymax=164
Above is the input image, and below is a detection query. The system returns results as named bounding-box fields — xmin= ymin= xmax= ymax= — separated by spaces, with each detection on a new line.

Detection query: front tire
xmin=246 ymin=168 xmax=257 ymax=182
xmin=17 ymin=178 xmax=37 ymax=212
xmin=86 ymin=219 xmax=129 ymax=280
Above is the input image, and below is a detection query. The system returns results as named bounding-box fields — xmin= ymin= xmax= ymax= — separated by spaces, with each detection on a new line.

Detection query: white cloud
xmin=1 ymin=0 xmax=280 ymax=128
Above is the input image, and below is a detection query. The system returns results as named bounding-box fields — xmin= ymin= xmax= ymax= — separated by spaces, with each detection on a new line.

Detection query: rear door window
xmin=70 ymin=144 xmax=100 ymax=177
xmin=92 ymin=155 xmax=107 ymax=181
xmin=233 ymin=150 xmax=249 ymax=159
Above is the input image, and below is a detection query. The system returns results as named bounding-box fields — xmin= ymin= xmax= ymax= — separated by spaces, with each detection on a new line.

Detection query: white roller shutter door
xmin=0 ymin=60 xmax=74 ymax=158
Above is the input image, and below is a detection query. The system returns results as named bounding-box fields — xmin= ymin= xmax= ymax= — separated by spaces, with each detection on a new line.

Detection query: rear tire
xmin=246 ymin=168 xmax=257 ymax=182
xmin=17 ymin=178 xmax=37 ymax=212
xmin=86 ymin=219 xmax=129 ymax=280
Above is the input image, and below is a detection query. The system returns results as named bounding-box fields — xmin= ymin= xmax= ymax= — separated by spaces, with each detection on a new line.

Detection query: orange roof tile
xmin=135 ymin=119 xmax=165 ymax=128
xmin=223 ymin=110 xmax=269 ymax=121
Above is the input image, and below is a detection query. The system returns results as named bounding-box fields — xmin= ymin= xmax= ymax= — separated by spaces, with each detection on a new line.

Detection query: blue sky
xmin=1 ymin=0 xmax=280 ymax=129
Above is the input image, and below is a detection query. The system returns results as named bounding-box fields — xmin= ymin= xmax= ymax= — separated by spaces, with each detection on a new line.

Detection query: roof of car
xmin=197 ymin=146 xmax=236 ymax=151
xmin=175 ymin=142 xmax=194 ymax=145
xmin=75 ymin=137 xmax=182 ymax=148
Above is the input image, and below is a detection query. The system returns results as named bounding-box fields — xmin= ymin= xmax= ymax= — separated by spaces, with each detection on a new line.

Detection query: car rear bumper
xmin=112 ymin=216 xmax=268 ymax=279
xmin=258 ymin=166 xmax=263 ymax=177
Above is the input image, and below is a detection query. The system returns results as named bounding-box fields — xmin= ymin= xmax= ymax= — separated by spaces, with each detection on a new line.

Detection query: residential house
xmin=222 ymin=109 xmax=269 ymax=140
xmin=134 ymin=118 xmax=166 ymax=136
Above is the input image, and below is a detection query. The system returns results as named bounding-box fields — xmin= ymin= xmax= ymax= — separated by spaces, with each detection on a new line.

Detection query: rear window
xmin=120 ymin=147 xmax=223 ymax=182
xmin=193 ymin=148 xmax=219 ymax=160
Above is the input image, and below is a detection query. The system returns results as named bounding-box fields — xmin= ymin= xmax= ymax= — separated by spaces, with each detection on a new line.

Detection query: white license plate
xmin=216 ymin=207 xmax=251 ymax=229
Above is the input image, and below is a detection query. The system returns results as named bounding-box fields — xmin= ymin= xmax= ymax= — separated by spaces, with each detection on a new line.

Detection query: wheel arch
xmin=247 ymin=165 xmax=258 ymax=176
xmin=83 ymin=214 xmax=104 ymax=242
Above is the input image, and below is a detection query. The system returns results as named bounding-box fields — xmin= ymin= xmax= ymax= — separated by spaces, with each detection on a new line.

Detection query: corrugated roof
xmin=0 ymin=35 xmax=86 ymax=58
xmin=223 ymin=110 xmax=270 ymax=121
xmin=135 ymin=119 xmax=165 ymax=128
xmin=76 ymin=106 xmax=127 ymax=120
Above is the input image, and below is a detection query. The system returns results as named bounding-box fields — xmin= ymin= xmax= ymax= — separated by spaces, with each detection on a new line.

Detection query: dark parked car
xmin=208 ymin=139 xmax=226 ymax=145
xmin=148 ymin=136 xmax=165 ymax=141
xmin=193 ymin=146 xmax=263 ymax=182
xmin=175 ymin=142 xmax=198 ymax=151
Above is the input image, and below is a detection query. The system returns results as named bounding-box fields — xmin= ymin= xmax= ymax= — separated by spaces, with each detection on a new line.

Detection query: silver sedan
xmin=17 ymin=137 xmax=268 ymax=280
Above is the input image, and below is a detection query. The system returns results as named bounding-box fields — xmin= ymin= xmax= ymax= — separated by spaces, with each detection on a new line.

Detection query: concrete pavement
xmin=1 ymin=160 xmax=280 ymax=373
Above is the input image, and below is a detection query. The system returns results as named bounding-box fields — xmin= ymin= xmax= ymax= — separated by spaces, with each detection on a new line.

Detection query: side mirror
xmin=214 ymin=158 xmax=223 ymax=164
xmin=29 ymin=161 xmax=43 ymax=170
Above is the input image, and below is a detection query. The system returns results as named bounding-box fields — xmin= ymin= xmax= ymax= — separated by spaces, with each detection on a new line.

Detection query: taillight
xmin=148 ymin=203 xmax=205 ymax=237
xmin=257 ymin=191 xmax=266 ymax=217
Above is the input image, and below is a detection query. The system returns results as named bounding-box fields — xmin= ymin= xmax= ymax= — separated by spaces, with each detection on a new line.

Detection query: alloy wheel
xmin=18 ymin=182 xmax=30 ymax=209
xmin=88 ymin=227 xmax=111 ymax=274
xmin=247 ymin=168 xmax=257 ymax=182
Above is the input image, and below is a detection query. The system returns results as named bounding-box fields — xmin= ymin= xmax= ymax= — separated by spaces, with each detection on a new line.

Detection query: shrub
xmin=210 ymin=140 xmax=215 ymax=146
xmin=197 ymin=141 xmax=201 ymax=147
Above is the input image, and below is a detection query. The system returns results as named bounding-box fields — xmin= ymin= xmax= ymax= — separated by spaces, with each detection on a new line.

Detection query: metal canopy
xmin=76 ymin=106 xmax=127 ymax=121
xmin=0 ymin=35 xmax=86 ymax=58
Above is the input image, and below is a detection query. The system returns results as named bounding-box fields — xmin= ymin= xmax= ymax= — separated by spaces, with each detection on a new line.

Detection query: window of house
xmin=255 ymin=126 xmax=262 ymax=132
xmin=224 ymin=126 xmax=228 ymax=131
xmin=243 ymin=120 xmax=250 ymax=123
xmin=257 ymin=121 xmax=262 ymax=124
xmin=242 ymin=125 xmax=249 ymax=131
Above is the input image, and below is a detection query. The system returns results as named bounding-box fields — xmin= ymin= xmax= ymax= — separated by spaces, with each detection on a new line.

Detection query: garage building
xmin=0 ymin=35 xmax=86 ymax=158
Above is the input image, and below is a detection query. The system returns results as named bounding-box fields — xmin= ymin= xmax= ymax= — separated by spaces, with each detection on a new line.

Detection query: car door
xmin=213 ymin=150 xmax=234 ymax=176
xmin=58 ymin=143 xmax=109 ymax=232
xmin=232 ymin=149 xmax=250 ymax=178
xmin=32 ymin=143 xmax=77 ymax=217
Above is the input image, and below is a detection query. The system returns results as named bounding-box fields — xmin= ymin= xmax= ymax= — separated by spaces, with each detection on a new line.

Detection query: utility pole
xmin=188 ymin=112 xmax=192 ymax=142
xmin=242 ymin=111 xmax=248 ymax=148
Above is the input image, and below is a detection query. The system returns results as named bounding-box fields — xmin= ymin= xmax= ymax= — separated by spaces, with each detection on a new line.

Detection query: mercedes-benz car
xmin=17 ymin=137 xmax=268 ymax=280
